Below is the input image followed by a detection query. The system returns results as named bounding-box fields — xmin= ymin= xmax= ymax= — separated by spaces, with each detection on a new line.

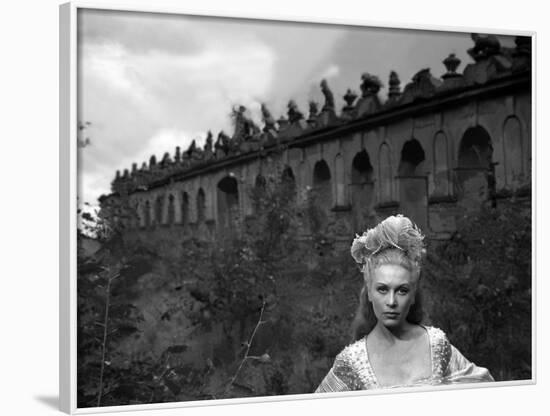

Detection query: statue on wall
xmin=180 ymin=149 xmax=191 ymax=169
xmin=231 ymin=105 xmax=260 ymax=141
xmin=343 ymin=89 xmax=358 ymax=111
xmin=215 ymin=131 xmax=231 ymax=159
xmin=186 ymin=139 xmax=204 ymax=164
xmin=468 ymin=33 xmax=501 ymax=62
xmin=160 ymin=152 xmax=172 ymax=167
xmin=308 ymin=101 xmax=319 ymax=124
xmin=360 ymin=73 xmax=382 ymax=97
xmin=287 ymin=100 xmax=304 ymax=123
xmin=388 ymin=70 xmax=402 ymax=99
xmin=186 ymin=140 xmax=196 ymax=157
xmin=203 ymin=131 xmax=214 ymax=161
xmin=320 ymin=79 xmax=335 ymax=112
xmin=261 ymin=103 xmax=277 ymax=132
xmin=204 ymin=131 xmax=213 ymax=152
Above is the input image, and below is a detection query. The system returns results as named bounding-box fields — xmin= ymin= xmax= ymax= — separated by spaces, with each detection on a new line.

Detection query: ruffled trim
xmin=426 ymin=326 xmax=452 ymax=380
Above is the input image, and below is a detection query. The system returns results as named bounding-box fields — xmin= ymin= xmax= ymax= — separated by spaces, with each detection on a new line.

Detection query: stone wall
xmin=102 ymin=35 xmax=532 ymax=241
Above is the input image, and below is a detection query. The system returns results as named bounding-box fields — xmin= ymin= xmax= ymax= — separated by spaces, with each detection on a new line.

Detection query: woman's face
xmin=367 ymin=264 xmax=417 ymax=330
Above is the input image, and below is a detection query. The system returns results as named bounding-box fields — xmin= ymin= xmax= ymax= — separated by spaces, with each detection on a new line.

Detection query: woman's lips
xmin=383 ymin=312 xmax=400 ymax=318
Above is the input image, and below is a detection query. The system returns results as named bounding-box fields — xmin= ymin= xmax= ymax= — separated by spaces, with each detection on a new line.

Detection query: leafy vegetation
xmin=77 ymin=170 xmax=532 ymax=407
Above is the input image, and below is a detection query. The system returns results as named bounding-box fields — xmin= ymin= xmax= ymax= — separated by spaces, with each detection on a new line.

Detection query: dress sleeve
xmin=444 ymin=345 xmax=495 ymax=384
xmin=315 ymin=351 xmax=360 ymax=393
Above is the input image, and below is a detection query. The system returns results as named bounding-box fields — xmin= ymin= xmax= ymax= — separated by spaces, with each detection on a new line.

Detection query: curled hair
xmin=350 ymin=214 xmax=425 ymax=271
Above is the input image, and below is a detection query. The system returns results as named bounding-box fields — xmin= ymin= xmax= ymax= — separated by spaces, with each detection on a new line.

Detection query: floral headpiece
xmin=350 ymin=214 xmax=425 ymax=268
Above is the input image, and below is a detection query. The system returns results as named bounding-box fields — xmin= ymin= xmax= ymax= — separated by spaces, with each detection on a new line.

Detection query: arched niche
xmin=130 ymin=202 xmax=139 ymax=229
xmin=181 ymin=192 xmax=190 ymax=225
xmin=167 ymin=194 xmax=175 ymax=225
xmin=281 ymin=166 xmax=296 ymax=185
xmin=351 ymin=150 xmax=375 ymax=231
xmin=281 ymin=166 xmax=297 ymax=203
xmin=217 ymin=176 xmax=239 ymax=231
xmin=433 ymin=132 xmax=450 ymax=196
xmin=144 ymin=200 xmax=151 ymax=228
xmin=137 ymin=202 xmax=145 ymax=228
xmin=252 ymin=174 xmax=267 ymax=214
xmin=312 ymin=159 xmax=333 ymax=209
xmin=456 ymin=125 xmax=494 ymax=205
xmin=352 ymin=150 xmax=374 ymax=184
xmin=378 ymin=143 xmax=393 ymax=202
xmin=398 ymin=139 xmax=426 ymax=176
xmin=398 ymin=139 xmax=428 ymax=230
xmin=458 ymin=126 xmax=493 ymax=169
xmin=255 ymin=174 xmax=267 ymax=189
xmin=503 ymin=116 xmax=523 ymax=188
xmin=154 ymin=195 xmax=163 ymax=226
xmin=197 ymin=188 xmax=206 ymax=223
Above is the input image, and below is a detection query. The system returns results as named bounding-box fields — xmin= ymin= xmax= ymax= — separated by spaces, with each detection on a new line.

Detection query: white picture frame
xmin=59 ymin=1 xmax=537 ymax=414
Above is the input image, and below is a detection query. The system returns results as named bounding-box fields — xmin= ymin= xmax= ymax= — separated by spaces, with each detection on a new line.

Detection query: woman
xmin=315 ymin=215 xmax=493 ymax=392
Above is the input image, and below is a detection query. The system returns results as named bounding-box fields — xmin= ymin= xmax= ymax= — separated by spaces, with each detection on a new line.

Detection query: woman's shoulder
xmin=424 ymin=325 xmax=449 ymax=342
xmin=331 ymin=337 xmax=372 ymax=390
xmin=423 ymin=325 xmax=453 ymax=376
xmin=336 ymin=337 xmax=367 ymax=363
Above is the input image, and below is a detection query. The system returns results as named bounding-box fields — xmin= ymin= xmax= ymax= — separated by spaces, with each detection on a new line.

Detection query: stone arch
xmin=196 ymin=188 xmax=206 ymax=223
xmin=144 ymin=200 xmax=151 ymax=228
xmin=167 ymin=193 xmax=175 ymax=225
xmin=217 ymin=176 xmax=240 ymax=233
xmin=154 ymin=195 xmax=163 ymax=226
xmin=456 ymin=125 xmax=494 ymax=206
xmin=351 ymin=150 xmax=375 ymax=231
xmin=281 ymin=165 xmax=295 ymax=184
xmin=255 ymin=174 xmax=267 ymax=188
xmin=378 ymin=143 xmax=393 ymax=202
xmin=181 ymin=191 xmax=190 ymax=225
xmin=312 ymin=159 xmax=333 ymax=209
xmin=281 ymin=165 xmax=297 ymax=202
xmin=252 ymin=174 xmax=267 ymax=214
xmin=131 ymin=200 xmax=138 ymax=227
xmin=351 ymin=149 xmax=374 ymax=184
xmin=458 ymin=126 xmax=493 ymax=169
xmin=502 ymin=116 xmax=523 ymax=188
xmin=433 ymin=131 xmax=450 ymax=196
xmin=398 ymin=139 xmax=428 ymax=230
xmin=137 ymin=201 xmax=146 ymax=228
xmin=398 ymin=138 xmax=426 ymax=176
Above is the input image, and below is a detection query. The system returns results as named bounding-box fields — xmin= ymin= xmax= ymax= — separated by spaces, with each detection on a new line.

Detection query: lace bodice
xmin=315 ymin=326 xmax=492 ymax=392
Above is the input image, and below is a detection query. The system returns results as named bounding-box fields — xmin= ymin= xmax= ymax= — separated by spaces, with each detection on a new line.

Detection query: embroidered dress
xmin=315 ymin=326 xmax=494 ymax=392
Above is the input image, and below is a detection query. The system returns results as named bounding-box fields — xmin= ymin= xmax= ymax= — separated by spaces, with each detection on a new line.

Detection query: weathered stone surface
xmin=106 ymin=36 xmax=531 ymax=243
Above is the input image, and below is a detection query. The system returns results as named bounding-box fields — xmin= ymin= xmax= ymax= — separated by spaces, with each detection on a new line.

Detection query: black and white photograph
xmin=70 ymin=3 xmax=532 ymax=412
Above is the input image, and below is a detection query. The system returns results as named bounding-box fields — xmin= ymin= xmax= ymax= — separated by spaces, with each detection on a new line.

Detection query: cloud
xmin=78 ymin=9 xmax=204 ymax=56
xmin=319 ymin=64 xmax=341 ymax=80
xmin=78 ymin=11 xmax=515 ymax=206
xmin=78 ymin=23 xmax=279 ymax=203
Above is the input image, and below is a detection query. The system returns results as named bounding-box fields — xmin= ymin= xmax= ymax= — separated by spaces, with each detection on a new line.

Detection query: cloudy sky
xmin=77 ymin=8 xmax=515 ymax=207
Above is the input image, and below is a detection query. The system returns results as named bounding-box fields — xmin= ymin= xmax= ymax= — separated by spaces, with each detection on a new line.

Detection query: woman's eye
xmin=377 ymin=287 xmax=387 ymax=293
xmin=398 ymin=288 xmax=409 ymax=295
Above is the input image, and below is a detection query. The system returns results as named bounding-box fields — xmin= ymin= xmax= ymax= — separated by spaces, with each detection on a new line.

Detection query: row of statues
xmin=111 ymin=34 xmax=531 ymax=194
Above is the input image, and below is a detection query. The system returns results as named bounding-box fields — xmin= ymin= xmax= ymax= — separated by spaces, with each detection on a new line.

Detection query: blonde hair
xmin=351 ymin=214 xmax=425 ymax=276
xmin=363 ymin=247 xmax=421 ymax=287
